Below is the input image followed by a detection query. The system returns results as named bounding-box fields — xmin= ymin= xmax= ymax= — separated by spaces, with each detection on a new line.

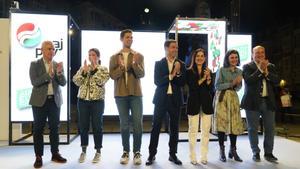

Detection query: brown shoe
xmin=33 ymin=156 xmax=43 ymax=168
xmin=51 ymin=153 xmax=67 ymax=163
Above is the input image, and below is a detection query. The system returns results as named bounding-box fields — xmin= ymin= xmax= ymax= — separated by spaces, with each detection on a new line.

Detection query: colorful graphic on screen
xmin=16 ymin=23 xmax=42 ymax=48
xmin=169 ymin=19 xmax=226 ymax=73
xmin=227 ymin=34 xmax=252 ymax=118
xmin=10 ymin=13 xmax=68 ymax=121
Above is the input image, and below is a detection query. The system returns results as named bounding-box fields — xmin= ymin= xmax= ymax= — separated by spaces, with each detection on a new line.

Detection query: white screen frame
xmin=169 ymin=19 xmax=226 ymax=73
xmin=10 ymin=12 xmax=69 ymax=121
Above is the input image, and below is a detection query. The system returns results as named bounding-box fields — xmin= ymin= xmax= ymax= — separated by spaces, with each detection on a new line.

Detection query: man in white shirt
xmin=29 ymin=41 xmax=67 ymax=168
xmin=109 ymin=29 xmax=145 ymax=165
xmin=146 ymin=39 xmax=186 ymax=165
xmin=241 ymin=45 xmax=280 ymax=162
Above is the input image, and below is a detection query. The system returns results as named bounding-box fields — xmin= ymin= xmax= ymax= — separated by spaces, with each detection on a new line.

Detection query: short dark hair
xmin=223 ymin=49 xmax=240 ymax=67
xmin=164 ymin=39 xmax=177 ymax=48
xmin=120 ymin=29 xmax=133 ymax=39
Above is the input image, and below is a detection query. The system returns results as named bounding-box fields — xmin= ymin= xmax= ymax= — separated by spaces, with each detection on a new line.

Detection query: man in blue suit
xmin=241 ymin=45 xmax=280 ymax=162
xmin=146 ymin=39 xmax=186 ymax=165
xmin=29 ymin=41 xmax=67 ymax=168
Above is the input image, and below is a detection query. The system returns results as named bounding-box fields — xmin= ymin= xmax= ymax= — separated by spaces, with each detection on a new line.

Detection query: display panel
xmin=227 ymin=34 xmax=252 ymax=118
xmin=81 ymin=31 xmax=165 ymax=115
xmin=169 ymin=19 xmax=226 ymax=73
xmin=10 ymin=13 xmax=68 ymax=121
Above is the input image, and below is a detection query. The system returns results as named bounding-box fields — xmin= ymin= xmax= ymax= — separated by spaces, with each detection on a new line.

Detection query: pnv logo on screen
xmin=35 ymin=39 xmax=64 ymax=58
xmin=16 ymin=23 xmax=42 ymax=48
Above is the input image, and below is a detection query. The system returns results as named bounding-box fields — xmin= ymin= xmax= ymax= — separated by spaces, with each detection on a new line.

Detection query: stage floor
xmin=0 ymin=134 xmax=299 ymax=169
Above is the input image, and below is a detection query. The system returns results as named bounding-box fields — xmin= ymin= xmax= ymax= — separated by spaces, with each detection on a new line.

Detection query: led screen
xmin=81 ymin=31 xmax=165 ymax=115
xmin=10 ymin=13 xmax=68 ymax=121
xmin=227 ymin=34 xmax=252 ymax=118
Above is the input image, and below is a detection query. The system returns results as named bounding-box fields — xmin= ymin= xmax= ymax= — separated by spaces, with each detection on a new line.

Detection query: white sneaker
xmin=190 ymin=160 xmax=197 ymax=165
xmin=133 ymin=152 xmax=142 ymax=165
xmin=200 ymin=157 xmax=208 ymax=165
xmin=120 ymin=151 xmax=129 ymax=164
xmin=201 ymin=160 xmax=208 ymax=165
xmin=78 ymin=152 xmax=86 ymax=163
xmin=92 ymin=152 xmax=101 ymax=163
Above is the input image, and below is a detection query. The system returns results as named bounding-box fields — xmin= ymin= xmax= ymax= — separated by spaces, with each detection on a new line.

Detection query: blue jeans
xmin=115 ymin=96 xmax=143 ymax=153
xmin=77 ymin=99 xmax=104 ymax=149
xmin=245 ymin=98 xmax=275 ymax=154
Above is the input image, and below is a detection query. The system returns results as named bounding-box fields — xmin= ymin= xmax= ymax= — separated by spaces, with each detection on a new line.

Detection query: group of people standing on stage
xmin=29 ymin=29 xmax=280 ymax=168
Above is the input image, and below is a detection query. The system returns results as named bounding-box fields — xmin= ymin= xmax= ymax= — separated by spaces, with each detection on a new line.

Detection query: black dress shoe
xmin=252 ymin=153 xmax=261 ymax=162
xmin=169 ymin=155 xmax=182 ymax=165
xmin=33 ymin=156 xmax=43 ymax=168
xmin=228 ymin=147 xmax=243 ymax=162
xmin=264 ymin=153 xmax=278 ymax=162
xmin=145 ymin=156 xmax=155 ymax=166
xmin=51 ymin=153 xmax=67 ymax=163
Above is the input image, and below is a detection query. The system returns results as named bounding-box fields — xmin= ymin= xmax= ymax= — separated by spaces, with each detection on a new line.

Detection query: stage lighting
xmin=68 ymin=29 xmax=74 ymax=35
xmin=144 ymin=8 xmax=150 ymax=13
xmin=280 ymin=79 xmax=287 ymax=88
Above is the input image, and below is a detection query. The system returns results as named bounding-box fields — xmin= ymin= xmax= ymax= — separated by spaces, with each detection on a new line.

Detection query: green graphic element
xmin=172 ymin=20 xmax=224 ymax=71
xmin=16 ymin=88 xmax=32 ymax=110
xmin=23 ymin=29 xmax=42 ymax=48
xmin=228 ymin=44 xmax=249 ymax=62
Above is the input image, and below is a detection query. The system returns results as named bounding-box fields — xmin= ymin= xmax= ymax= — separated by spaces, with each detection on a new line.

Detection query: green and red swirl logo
xmin=16 ymin=23 xmax=42 ymax=48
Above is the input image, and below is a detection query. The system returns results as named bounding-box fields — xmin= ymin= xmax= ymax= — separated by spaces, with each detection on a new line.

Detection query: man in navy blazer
xmin=146 ymin=39 xmax=186 ymax=165
xmin=29 ymin=41 xmax=67 ymax=168
xmin=241 ymin=45 xmax=280 ymax=162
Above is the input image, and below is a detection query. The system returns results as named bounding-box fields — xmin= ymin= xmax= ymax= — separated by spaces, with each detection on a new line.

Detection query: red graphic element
xmin=188 ymin=22 xmax=198 ymax=28
xmin=16 ymin=23 xmax=35 ymax=40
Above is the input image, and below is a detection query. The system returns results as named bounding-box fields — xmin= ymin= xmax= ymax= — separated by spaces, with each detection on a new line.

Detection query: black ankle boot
xmin=228 ymin=147 xmax=243 ymax=162
xmin=219 ymin=145 xmax=226 ymax=162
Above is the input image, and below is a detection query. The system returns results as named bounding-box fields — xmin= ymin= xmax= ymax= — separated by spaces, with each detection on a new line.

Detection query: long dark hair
xmin=89 ymin=48 xmax=101 ymax=65
xmin=188 ymin=48 xmax=207 ymax=78
xmin=223 ymin=49 xmax=240 ymax=68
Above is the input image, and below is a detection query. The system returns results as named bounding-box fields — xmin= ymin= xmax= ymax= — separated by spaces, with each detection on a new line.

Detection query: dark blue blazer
xmin=241 ymin=61 xmax=280 ymax=111
xmin=152 ymin=58 xmax=186 ymax=107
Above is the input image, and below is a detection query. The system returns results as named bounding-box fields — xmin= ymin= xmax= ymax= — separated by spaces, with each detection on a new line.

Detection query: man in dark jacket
xmin=145 ymin=39 xmax=186 ymax=166
xmin=241 ymin=45 xmax=280 ymax=162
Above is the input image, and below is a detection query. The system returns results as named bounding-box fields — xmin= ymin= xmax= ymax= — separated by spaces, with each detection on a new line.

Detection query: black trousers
xmin=148 ymin=96 xmax=180 ymax=156
xmin=32 ymin=97 xmax=60 ymax=156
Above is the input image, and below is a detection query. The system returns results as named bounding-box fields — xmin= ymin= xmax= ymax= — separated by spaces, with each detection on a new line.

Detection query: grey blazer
xmin=29 ymin=58 xmax=66 ymax=107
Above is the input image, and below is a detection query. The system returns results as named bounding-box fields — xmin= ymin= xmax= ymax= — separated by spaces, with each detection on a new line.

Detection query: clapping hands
xmin=232 ymin=75 xmax=243 ymax=86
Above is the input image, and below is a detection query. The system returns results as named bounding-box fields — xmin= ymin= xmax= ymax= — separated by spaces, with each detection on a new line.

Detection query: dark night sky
xmin=88 ymin=0 xmax=196 ymax=30
xmin=239 ymin=0 xmax=299 ymax=33
xmin=85 ymin=0 xmax=299 ymax=33
xmin=12 ymin=0 xmax=299 ymax=33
